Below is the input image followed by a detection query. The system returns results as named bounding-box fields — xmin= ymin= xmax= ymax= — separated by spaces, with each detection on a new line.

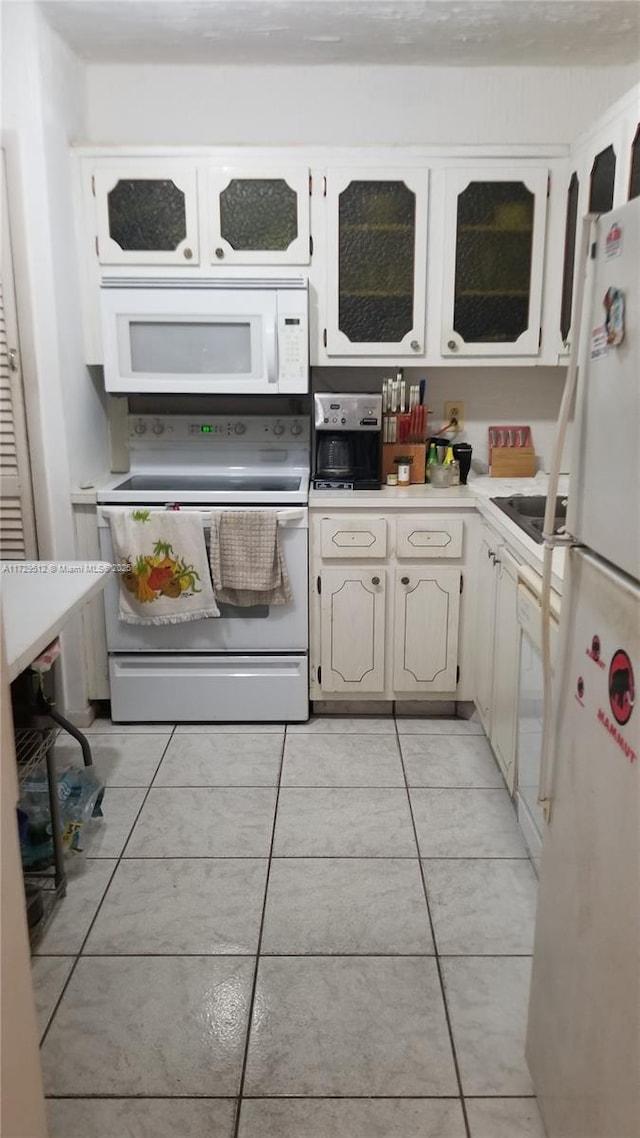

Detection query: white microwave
xmin=100 ymin=276 xmax=309 ymax=395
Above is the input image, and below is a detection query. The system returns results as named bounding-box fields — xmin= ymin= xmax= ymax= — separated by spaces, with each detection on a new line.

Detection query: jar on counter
xmin=394 ymin=456 xmax=413 ymax=487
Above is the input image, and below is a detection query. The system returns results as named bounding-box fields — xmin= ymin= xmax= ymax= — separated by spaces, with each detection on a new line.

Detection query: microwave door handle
xmin=265 ymin=314 xmax=278 ymax=384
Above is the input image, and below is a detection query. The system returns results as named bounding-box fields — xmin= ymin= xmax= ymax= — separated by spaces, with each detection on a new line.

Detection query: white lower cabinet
xmin=474 ymin=523 xmax=521 ymax=791
xmin=311 ymin=508 xmax=475 ymax=702
xmin=319 ymin=567 xmax=386 ymax=692
xmin=490 ymin=550 xmax=520 ymax=792
xmin=474 ymin=526 xmax=500 ymax=730
xmin=393 ymin=567 xmax=460 ymax=693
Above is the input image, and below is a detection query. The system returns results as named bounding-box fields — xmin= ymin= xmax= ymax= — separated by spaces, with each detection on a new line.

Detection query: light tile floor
xmin=37 ymin=716 xmax=546 ymax=1138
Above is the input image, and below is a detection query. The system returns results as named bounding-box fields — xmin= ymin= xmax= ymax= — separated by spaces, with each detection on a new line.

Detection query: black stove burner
xmin=111 ymin=475 xmax=301 ymax=493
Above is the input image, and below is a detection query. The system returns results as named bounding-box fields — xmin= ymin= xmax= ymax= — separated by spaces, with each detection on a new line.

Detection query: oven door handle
xmin=170 ymin=507 xmax=306 ymax=525
xmin=99 ymin=507 xmax=307 ymax=527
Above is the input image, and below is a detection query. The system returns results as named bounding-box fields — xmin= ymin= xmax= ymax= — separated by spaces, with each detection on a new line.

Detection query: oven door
xmin=101 ymin=285 xmax=278 ymax=395
xmin=98 ymin=507 xmax=308 ymax=651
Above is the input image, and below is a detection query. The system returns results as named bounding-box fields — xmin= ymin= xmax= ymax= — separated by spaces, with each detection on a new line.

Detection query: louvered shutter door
xmin=0 ymin=283 xmax=27 ymax=558
xmin=0 ymin=156 xmax=37 ymax=560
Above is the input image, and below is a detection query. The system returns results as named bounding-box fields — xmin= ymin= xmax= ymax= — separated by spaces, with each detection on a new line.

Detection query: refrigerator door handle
xmin=538 ymin=213 xmax=598 ymax=819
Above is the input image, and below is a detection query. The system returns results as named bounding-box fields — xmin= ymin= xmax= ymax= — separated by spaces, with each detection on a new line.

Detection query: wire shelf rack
xmin=14 ymin=727 xmax=59 ymax=783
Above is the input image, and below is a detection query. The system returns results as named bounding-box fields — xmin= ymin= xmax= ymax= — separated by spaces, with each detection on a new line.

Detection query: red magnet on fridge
xmin=609 ymin=649 xmax=634 ymax=726
xmin=605 ymin=222 xmax=622 ymax=259
xmin=603 ymin=287 xmax=625 ymax=346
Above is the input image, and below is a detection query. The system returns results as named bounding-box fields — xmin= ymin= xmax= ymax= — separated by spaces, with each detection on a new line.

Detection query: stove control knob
xmin=152 ymin=421 xmax=165 ymax=436
xmin=273 ymin=422 xmax=285 ymax=437
xmin=234 ymin=422 xmax=247 ymax=435
xmin=133 ymin=421 xmax=147 ymax=436
xmin=290 ymin=422 xmax=303 ymax=436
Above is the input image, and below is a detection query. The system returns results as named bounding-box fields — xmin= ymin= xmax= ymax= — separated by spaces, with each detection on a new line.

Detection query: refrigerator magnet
xmin=604 ymin=222 xmax=622 ymax=259
xmin=603 ymin=287 xmax=625 ymax=346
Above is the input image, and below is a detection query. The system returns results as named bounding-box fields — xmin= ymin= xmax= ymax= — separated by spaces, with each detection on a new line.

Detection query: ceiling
xmin=38 ymin=0 xmax=640 ymax=66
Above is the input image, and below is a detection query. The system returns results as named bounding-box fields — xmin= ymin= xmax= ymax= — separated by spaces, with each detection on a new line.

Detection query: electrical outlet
xmin=445 ymin=400 xmax=464 ymax=431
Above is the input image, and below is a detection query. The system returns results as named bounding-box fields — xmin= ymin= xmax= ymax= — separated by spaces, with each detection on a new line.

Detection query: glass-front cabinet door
xmin=324 ymin=168 xmax=428 ymax=357
xmin=589 ymin=145 xmax=616 ymax=212
xmin=628 ymin=124 xmax=640 ymax=200
xmin=441 ymin=167 xmax=548 ymax=357
xmin=94 ymin=166 xmax=199 ymax=265
xmin=560 ymin=171 xmax=580 ymax=349
xmin=208 ymin=168 xmax=310 ymax=264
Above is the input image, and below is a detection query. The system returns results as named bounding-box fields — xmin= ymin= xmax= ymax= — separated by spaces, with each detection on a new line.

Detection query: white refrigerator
xmin=526 ymin=198 xmax=640 ymax=1137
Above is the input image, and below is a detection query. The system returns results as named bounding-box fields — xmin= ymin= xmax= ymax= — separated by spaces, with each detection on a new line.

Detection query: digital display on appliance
xmin=200 ymin=425 xmax=213 ymax=433
xmin=284 ymin=318 xmax=300 ymax=325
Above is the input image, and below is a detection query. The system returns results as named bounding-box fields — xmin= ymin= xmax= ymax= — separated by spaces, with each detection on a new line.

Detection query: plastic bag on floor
xmin=18 ymin=764 xmax=105 ymax=865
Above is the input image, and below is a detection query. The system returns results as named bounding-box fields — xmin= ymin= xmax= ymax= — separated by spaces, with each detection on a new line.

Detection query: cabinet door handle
xmin=183 ymin=247 xmax=193 ymax=260
xmin=371 ymin=576 xmax=380 ymax=586
xmin=401 ymin=576 xmax=410 ymax=585
xmin=215 ymin=247 xmax=225 ymax=259
xmin=447 ymin=338 xmax=458 ymax=351
xmin=410 ymin=340 xmax=420 ymax=352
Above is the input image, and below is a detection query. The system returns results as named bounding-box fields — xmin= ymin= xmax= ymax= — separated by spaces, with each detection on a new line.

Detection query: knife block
xmin=490 ymin=446 xmax=537 ymax=478
xmin=382 ymin=444 xmax=426 ymax=485
xmin=489 ymin=424 xmax=537 ymax=478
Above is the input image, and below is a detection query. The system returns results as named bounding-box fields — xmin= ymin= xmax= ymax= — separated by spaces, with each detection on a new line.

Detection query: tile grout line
xmin=38 ymin=724 xmax=178 ymax=1051
xmin=232 ymin=723 xmax=289 ymax=1138
xmin=57 ymin=951 xmax=532 ymax=959
xmin=393 ymin=716 xmax=472 ymax=1138
xmin=79 ymin=853 xmax=531 ymax=861
xmin=45 ymin=1092 xmax=539 ymax=1100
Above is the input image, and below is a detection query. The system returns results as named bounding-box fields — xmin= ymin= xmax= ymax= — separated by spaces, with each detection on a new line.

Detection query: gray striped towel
xmin=209 ymin=511 xmax=292 ymax=607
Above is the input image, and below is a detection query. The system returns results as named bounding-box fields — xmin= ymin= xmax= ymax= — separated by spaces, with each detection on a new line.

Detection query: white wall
xmin=85 ymin=62 xmax=639 ymax=146
xmin=314 ymin=366 xmax=570 ymax=474
xmin=1 ymin=2 xmax=109 ymax=716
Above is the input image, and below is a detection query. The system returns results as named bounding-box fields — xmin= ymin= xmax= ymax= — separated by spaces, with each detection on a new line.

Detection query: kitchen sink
xmin=490 ymin=495 xmax=568 ymax=544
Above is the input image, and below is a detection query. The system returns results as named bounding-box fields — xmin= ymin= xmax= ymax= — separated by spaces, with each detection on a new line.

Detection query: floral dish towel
xmin=105 ymin=508 xmax=219 ymax=625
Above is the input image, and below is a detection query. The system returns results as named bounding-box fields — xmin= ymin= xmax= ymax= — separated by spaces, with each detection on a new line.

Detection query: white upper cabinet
xmin=207 ymin=167 xmax=311 ymax=265
xmin=441 ymin=166 xmax=549 ymax=357
xmin=562 ymin=82 xmax=640 ymax=352
xmin=324 ymin=168 xmax=428 ymax=358
xmin=93 ymin=164 xmax=200 ymax=265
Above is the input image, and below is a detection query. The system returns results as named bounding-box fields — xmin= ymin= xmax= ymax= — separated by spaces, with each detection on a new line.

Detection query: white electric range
xmin=97 ymin=415 xmax=310 ymax=723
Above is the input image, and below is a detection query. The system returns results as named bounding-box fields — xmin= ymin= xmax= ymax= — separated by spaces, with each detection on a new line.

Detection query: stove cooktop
xmin=97 ymin=470 xmax=310 ymax=506
xmin=97 ymin=415 xmax=310 ymax=506
xmin=111 ymin=475 xmax=302 ymax=493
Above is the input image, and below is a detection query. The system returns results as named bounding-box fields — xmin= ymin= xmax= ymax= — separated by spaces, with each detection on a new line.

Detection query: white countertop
xmin=309 ymin=484 xmax=477 ymax=508
xmin=1 ymin=562 xmax=111 ymax=682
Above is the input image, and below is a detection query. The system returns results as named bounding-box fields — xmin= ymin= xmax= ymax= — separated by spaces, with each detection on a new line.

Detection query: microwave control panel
xmin=277 ymin=292 xmax=309 ymax=386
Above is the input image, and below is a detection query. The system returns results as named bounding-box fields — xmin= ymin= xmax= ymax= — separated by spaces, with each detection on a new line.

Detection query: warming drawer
xmin=109 ymin=654 xmax=309 ymax=722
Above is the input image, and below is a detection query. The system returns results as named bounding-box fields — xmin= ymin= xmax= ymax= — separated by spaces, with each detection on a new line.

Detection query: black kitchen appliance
xmin=313 ymin=393 xmax=382 ymax=490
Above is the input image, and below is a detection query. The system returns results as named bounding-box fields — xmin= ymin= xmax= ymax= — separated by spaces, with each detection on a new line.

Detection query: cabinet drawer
xmin=320 ymin=516 xmax=387 ymax=559
xmin=396 ymin=516 xmax=463 ymax=558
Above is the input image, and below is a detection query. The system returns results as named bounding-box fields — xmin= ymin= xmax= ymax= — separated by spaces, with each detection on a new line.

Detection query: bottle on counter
xmin=394 ymin=455 xmax=412 ymax=487
xmin=426 ymin=441 xmax=438 ymax=483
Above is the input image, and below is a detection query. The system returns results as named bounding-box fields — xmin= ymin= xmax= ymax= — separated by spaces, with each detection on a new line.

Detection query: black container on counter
xmin=452 ymin=443 xmax=472 ymax=485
